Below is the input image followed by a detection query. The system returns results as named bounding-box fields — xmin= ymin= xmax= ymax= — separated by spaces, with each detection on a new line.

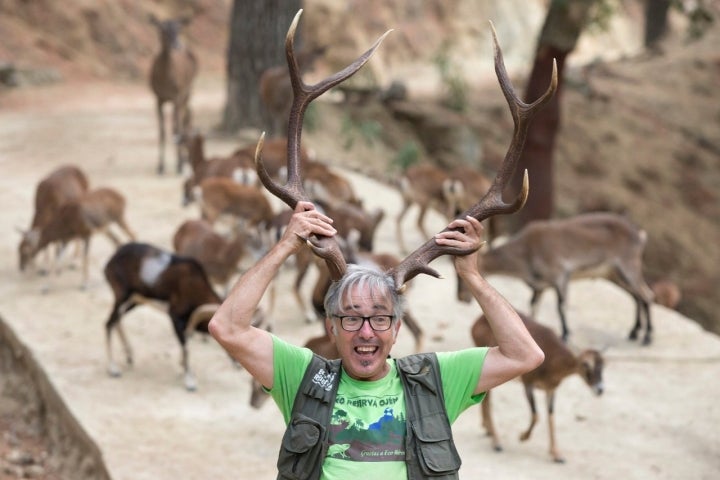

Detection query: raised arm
xmin=435 ymin=216 xmax=544 ymax=395
xmin=208 ymin=201 xmax=336 ymax=388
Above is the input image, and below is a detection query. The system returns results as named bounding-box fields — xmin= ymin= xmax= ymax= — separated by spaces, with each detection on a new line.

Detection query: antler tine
xmin=388 ymin=22 xmax=557 ymax=293
xmin=255 ymin=9 xmax=391 ymax=280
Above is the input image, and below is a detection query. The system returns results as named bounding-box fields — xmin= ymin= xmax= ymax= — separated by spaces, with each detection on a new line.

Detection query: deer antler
xmin=255 ymin=9 xmax=391 ymax=280
xmin=388 ymin=21 xmax=558 ymax=292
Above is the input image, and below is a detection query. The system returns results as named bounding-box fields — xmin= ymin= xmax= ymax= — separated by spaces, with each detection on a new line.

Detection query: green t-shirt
xmin=269 ymin=335 xmax=488 ymax=480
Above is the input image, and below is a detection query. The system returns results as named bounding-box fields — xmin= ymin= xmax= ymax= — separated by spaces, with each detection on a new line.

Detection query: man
xmin=209 ymin=201 xmax=544 ymax=479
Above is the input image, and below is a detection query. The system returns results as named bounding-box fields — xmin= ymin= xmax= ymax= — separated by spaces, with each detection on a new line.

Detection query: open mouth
xmin=354 ymin=345 xmax=379 ymax=356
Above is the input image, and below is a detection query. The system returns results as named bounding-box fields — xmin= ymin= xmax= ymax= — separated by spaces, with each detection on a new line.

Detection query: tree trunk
xmin=644 ymin=0 xmax=672 ymax=50
xmin=507 ymin=0 xmax=597 ymax=231
xmin=220 ymin=0 xmax=302 ymax=134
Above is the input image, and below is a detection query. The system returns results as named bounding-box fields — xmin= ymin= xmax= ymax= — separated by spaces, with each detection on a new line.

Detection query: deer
xmin=459 ymin=212 xmax=656 ymax=345
xmin=149 ymin=14 xmax=198 ymax=175
xmin=103 ymin=242 xmax=224 ymax=391
xmin=259 ymin=44 xmax=326 ymax=136
xmin=472 ymin=311 xmax=605 ymax=463
xmin=651 ymin=279 xmax=681 ymax=310
xmin=194 ymin=176 xmax=275 ymax=239
xmin=18 ymin=164 xmax=89 ymax=275
xmin=182 ymin=131 xmax=256 ymax=205
xmin=250 ymin=12 xmax=556 ymax=360
xmin=172 ymin=218 xmax=264 ymax=295
xmin=443 ymin=165 xmax=497 ymax=240
xmin=20 ymin=186 xmax=136 ymax=291
xmin=395 ymin=163 xmax=451 ymax=253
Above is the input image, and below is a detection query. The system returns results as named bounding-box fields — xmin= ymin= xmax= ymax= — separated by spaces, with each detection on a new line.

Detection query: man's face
xmin=325 ymin=283 xmax=400 ymax=381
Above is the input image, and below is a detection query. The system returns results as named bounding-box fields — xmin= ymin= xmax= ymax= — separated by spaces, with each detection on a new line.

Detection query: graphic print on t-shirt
xmin=327 ymin=393 xmax=406 ymax=462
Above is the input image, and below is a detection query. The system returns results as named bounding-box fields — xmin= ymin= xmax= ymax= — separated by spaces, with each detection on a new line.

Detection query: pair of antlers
xmin=255 ymin=9 xmax=557 ymax=292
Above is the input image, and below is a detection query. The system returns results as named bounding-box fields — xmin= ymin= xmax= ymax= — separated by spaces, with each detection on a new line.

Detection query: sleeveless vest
xmin=276 ymin=353 xmax=461 ymax=480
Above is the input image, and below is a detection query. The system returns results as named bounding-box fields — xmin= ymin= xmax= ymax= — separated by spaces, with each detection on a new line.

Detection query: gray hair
xmin=324 ymin=264 xmax=405 ymax=320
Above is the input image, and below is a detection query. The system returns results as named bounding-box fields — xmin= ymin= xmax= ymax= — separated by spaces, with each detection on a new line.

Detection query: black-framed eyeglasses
xmin=332 ymin=315 xmax=395 ymax=332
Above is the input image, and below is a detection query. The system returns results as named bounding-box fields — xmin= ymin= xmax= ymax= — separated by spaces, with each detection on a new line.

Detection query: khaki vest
xmin=276 ymin=353 xmax=461 ymax=480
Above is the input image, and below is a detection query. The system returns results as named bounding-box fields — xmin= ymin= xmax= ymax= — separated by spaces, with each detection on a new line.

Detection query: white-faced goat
xmin=18 ymin=164 xmax=89 ymax=274
xmin=103 ymin=242 xmax=222 ymax=391
xmin=149 ymin=14 xmax=198 ymax=175
xmin=472 ymin=311 xmax=605 ymax=463
xmin=21 ymin=186 xmax=135 ymax=291
xmin=461 ymin=212 xmax=655 ymax=344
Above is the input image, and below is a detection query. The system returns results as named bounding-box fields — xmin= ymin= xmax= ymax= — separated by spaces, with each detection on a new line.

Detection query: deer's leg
xmin=395 ymin=198 xmax=413 ymax=253
xmin=401 ymin=311 xmax=424 ymax=353
xmin=172 ymin=316 xmax=197 ymax=391
xmin=105 ymin=300 xmax=126 ymax=377
xmin=554 ymin=280 xmax=570 ymax=342
xmin=640 ymin=297 xmax=652 ymax=345
xmin=415 ymin=204 xmax=431 ymax=239
xmin=546 ymin=389 xmax=564 ymax=463
xmin=80 ymin=237 xmax=90 ymax=290
xmin=529 ymin=287 xmax=543 ymax=317
xmin=481 ymin=390 xmax=502 ymax=451
xmin=156 ymin=99 xmax=166 ymax=174
xmin=519 ymin=383 xmax=538 ymax=442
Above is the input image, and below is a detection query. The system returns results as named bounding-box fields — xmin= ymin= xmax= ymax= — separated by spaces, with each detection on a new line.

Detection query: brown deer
xmin=149 ymin=14 xmax=198 ymax=175
xmin=259 ymin=45 xmax=326 ymax=136
xmin=472 ymin=312 xmax=604 ymax=463
xmin=461 ymin=212 xmax=655 ymax=344
xmin=395 ymin=163 xmax=451 ymax=253
xmin=18 ymin=165 xmax=89 ymax=274
xmin=20 ymin=186 xmax=136 ymax=291
xmin=443 ymin=165 xmax=496 ymax=239
xmin=195 ymin=177 xmax=275 ymax=235
xmin=651 ymin=279 xmax=681 ymax=310
xmin=182 ymin=132 xmax=256 ymax=205
xmin=252 ymin=12 xmax=556 ymax=312
xmin=172 ymin=219 xmax=263 ymax=294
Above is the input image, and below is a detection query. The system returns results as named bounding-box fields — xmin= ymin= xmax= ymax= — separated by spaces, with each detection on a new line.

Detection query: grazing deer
xmin=303 ymin=160 xmax=361 ymax=206
xmin=172 ymin=219 xmax=263 ymax=294
xmin=103 ymin=242 xmax=223 ymax=391
xmin=20 ymin=187 xmax=136 ymax=290
xmin=149 ymin=14 xmax=198 ymax=175
xmin=18 ymin=165 xmax=89 ymax=274
xmin=462 ymin=212 xmax=655 ymax=344
xmin=395 ymin=163 xmax=451 ymax=253
xmin=472 ymin=312 xmax=604 ymax=463
xmin=195 ymin=177 xmax=275 ymax=236
xmin=182 ymin=131 xmax=256 ymax=205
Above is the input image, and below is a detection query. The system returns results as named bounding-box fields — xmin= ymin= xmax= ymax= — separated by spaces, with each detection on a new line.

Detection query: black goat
xmin=103 ymin=242 xmax=221 ymax=391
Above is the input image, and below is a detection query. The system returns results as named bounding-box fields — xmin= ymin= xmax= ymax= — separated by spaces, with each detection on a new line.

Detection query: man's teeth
xmin=356 ymin=346 xmax=376 ymax=353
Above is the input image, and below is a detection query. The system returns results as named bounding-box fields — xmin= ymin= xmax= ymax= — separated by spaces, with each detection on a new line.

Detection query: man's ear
xmin=324 ymin=317 xmax=337 ymax=339
xmin=392 ymin=317 xmax=402 ymax=342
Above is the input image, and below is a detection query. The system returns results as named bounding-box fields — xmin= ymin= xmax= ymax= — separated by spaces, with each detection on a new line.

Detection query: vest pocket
xmin=411 ymin=412 xmax=461 ymax=475
xmin=277 ymin=413 xmax=327 ymax=479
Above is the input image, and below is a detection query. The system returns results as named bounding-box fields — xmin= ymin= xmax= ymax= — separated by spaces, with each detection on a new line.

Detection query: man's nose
xmin=357 ymin=319 xmax=376 ymax=336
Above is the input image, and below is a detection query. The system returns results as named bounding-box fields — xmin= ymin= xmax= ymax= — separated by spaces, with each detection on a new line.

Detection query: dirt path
xmin=1 ymin=77 xmax=719 ymax=480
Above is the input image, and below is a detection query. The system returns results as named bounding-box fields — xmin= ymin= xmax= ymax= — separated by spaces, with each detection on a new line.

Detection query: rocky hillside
xmin=1 ymin=0 xmax=718 ymax=334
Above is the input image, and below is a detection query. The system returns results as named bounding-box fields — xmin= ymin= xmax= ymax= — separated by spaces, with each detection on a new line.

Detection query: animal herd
xmin=14 ymin=12 xmax=681 ymax=466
